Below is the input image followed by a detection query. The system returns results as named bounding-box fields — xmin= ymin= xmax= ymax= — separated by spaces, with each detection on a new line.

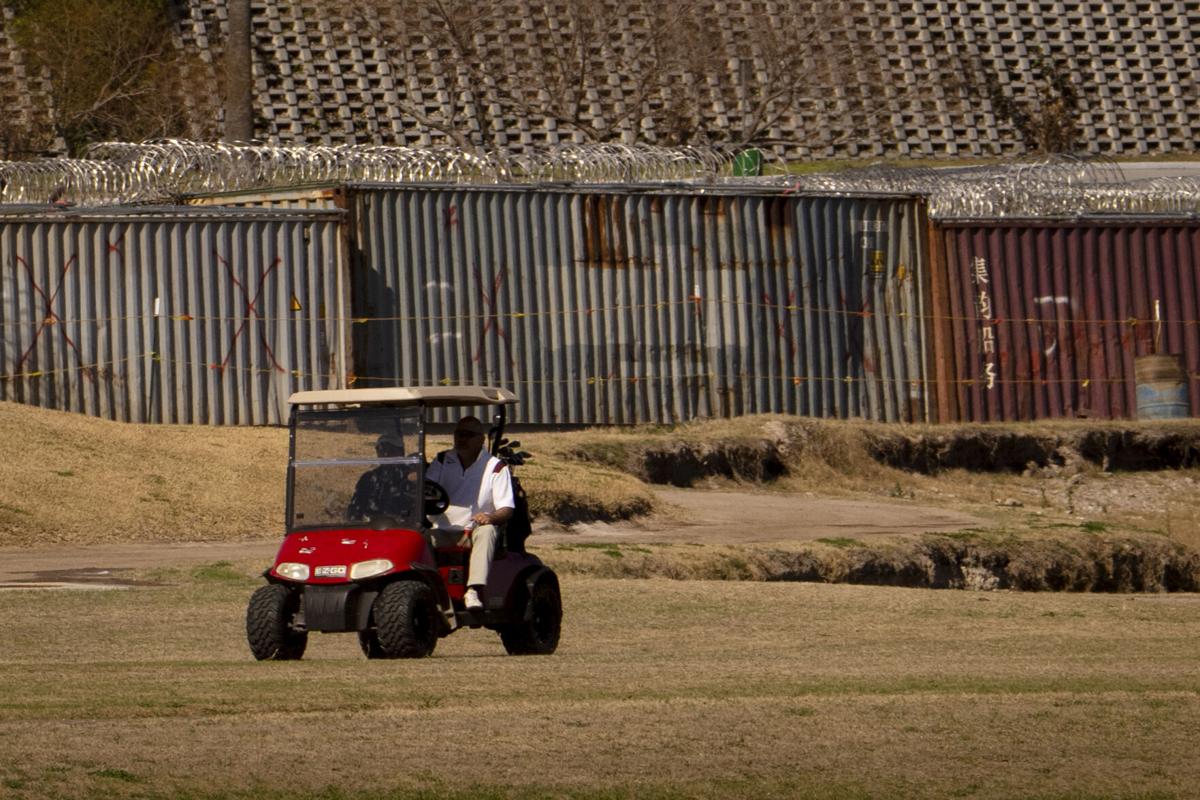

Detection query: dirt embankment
xmin=547 ymin=417 xmax=1200 ymax=592
xmin=5 ymin=400 xmax=1200 ymax=592
xmin=866 ymin=426 xmax=1200 ymax=474
xmin=562 ymin=419 xmax=1200 ymax=488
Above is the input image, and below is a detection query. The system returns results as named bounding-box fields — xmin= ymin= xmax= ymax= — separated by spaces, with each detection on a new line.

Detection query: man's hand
xmin=471 ymin=507 xmax=513 ymax=527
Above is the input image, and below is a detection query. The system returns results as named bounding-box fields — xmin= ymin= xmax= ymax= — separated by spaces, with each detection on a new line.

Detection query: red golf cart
xmin=246 ymin=386 xmax=561 ymax=660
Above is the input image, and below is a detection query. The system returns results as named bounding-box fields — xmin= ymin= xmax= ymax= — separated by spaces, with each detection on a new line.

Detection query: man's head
xmin=452 ymin=416 xmax=487 ymax=460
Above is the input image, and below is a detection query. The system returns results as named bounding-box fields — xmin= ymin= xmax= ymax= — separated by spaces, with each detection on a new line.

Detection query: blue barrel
xmin=1135 ymin=354 xmax=1190 ymax=419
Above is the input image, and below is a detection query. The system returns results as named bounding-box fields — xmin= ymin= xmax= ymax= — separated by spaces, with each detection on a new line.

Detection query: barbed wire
xmin=0 ymin=352 xmax=1169 ymax=391
xmin=3 ymin=297 xmax=1197 ymax=332
xmin=0 ymin=158 xmax=158 ymax=205
xmin=1 ymin=299 xmax=1185 ymax=424
xmin=784 ymin=154 xmax=1200 ymax=218
xmin=0 ymin=140 xmax=756 ymax=206
xmin=3 ymin=144 xmax=1197 ymax=216
xmin=3 ymin=298 xmax=1196 ymax=393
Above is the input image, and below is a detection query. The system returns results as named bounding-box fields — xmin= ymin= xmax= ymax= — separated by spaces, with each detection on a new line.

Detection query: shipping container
xmin=184 ymin=184 xmax=345 ymax=211
xmin=0 ymin=206 xmax=349 ymax=424
xmin=346 ymin=184 xmax=930 ymax=424
xmin=928 ymin=218 xmax=1200 ymax=421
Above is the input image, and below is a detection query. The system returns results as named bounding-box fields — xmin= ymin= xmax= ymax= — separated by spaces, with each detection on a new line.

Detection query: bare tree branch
xmin=339 ymin=0 xmax=868 ymax=150
xmin=10 ymin=0 xmax=216 ymax=155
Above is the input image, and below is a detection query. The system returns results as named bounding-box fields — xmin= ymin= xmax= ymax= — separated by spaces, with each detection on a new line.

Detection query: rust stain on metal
xmin=582 ymin=194 xmax=631 ymax=269
xmin=931 ymin=220 xmax=1200 ymax=421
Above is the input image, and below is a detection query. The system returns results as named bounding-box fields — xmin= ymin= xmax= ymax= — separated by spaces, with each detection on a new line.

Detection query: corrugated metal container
xmin=348 ymin=184 xmax=930 ymax=424
xmin=928 ymin=219 xmax=1200 ymax=421
xmin=0 ymin=206 xmax=348 ymax=424
xmin=183 ymin=184 xmax=345 ymax=211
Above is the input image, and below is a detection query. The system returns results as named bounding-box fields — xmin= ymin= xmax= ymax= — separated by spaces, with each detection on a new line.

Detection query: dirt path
xmin=538 ymin=486 xmax=986 ymax=544
xmin=0 ymin=540 xmax=278 ymax=588
xmin=0 ymin=488 xmax=985 ymax=588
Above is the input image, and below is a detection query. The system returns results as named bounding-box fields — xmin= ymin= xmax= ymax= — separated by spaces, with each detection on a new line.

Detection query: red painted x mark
xmin=14 ymin=254 xmax=94 ymax=382
xmin=473 ymin=266 xmax=514 ymax=367
xmin=763 ymin=289 xmax=799 ymax=357
xmin=211 ymin=253 xmax=286 ymax=374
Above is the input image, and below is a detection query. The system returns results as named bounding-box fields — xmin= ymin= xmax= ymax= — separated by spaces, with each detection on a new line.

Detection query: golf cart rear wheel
xmin=500 ymin=576 xmax=562 ymax=656
xmin=246 ymin=584 xmax=307 ymax=661
xmin=370 ymin=580 xmax=439 ymax=658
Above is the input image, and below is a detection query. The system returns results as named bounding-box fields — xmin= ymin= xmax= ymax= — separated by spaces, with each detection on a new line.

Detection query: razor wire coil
xmin=1 ymin=140 xmax=757 ymax=206
xmin=2 ymin=144 xmax=1198 ymax=217
xmin=782 ymin=155 xmax=1200 ymax=218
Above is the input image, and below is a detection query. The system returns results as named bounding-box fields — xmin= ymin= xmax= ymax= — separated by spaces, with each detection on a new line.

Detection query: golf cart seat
xmin=426 ymin=529 xmax=465 ymax=549
xmin=424 ymin=524 xmax=515 ymax=563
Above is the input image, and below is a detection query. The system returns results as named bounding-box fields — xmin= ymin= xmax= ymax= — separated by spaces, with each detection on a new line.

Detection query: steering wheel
xmin=365 ymin=513 xmax=404 ymax=530
xmin=423 ymin=479 xmax=450 ymax=516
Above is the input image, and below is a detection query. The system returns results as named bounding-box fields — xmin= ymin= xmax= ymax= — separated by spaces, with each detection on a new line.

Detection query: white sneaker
xmin=464 ymin=587 xmax=483 ymax=611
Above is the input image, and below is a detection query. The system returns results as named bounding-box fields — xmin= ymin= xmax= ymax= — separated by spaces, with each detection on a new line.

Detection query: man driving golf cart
xmin=425 ymin=415 xmax=514 ymax=611
xmin=246 ymin=385 xmax=560 ymax=661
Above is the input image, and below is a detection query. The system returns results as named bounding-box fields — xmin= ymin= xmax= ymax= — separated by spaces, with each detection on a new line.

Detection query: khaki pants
xmin=427 ymin=525 xmax=498 ymax=591
xmin=466 ymin=524 xmax=498 ymax=589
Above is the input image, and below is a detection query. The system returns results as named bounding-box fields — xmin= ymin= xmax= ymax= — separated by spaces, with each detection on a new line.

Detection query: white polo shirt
xmin=426 ymin=449 xmax=514 ymax=530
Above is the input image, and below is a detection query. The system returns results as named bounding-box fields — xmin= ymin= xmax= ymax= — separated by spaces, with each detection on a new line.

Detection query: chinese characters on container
xmin=972 ymin=256 xmax=996 ymax=391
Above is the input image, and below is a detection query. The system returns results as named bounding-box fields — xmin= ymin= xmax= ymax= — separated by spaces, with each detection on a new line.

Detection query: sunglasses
xmin=454 ymin=429 xmax=484 ymax=437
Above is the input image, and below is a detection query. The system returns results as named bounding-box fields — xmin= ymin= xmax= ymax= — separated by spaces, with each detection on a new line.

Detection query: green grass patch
xmin=90 ymin=768 xmax=142 ymax=783
xmin=929 ymin=527 xmax=1025 ymax=546
xmin=816 ymin=537 xmax=861 ymax=548
xmin=555 ymin=542 xmax=625 ymax=559
xmin=936 ymin=532 xmax=978 ymax=542
xmin=190 ymin=561 xmax=254 ymax=584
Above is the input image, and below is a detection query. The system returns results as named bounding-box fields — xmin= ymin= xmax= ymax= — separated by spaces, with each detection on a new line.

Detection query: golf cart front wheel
xmin=369 ymin=580 xmax=439 ymax=658
xmin=246 ymin=584 xmax=307 ymax=661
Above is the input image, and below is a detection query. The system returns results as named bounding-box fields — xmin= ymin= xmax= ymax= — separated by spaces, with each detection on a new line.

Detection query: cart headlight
xmin=350 ymin=559 xmax=394 ymax=580
xmin=275 ymin=562 xmax=310 ymax=581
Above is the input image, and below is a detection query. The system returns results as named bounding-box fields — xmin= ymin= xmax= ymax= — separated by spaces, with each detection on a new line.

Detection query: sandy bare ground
xmin=0 ymin=540 xmax=278 ymax=588
xmin=539 ymin=486 xmax=985 ymax=544
xmin=0 ymin=487 xmax=985 ymax=587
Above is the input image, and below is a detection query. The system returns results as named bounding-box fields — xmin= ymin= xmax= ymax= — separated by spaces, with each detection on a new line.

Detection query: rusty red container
xmin=927 ymin=219 xmax=1200 ymax=422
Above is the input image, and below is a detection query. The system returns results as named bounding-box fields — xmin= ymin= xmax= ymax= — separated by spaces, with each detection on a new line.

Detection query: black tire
xmin=246 ymin=584 xmax=307 ymax=661
xmin=500 ymin=575 xmax=562 ymax=655
xmin=370 ymin=580 xmax=439 ymax=658
xmin=358 ymin=629 xmax=385 ymax=659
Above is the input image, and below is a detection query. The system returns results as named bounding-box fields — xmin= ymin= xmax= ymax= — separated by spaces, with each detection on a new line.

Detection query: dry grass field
xmin=2 ymin=401 xmax=1200 ymax=798
xmin=5 ymin=400 xmax=1200 ymax=590
xmin=0 ymin=400 xmax=655 ymax=548
xmin=5 ymin=400 xmax=1200 ymax=549
xmin=0 ymin=560 xmax=1198 ymax=799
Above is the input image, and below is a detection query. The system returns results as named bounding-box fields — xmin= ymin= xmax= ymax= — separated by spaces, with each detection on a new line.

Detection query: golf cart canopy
xmin=288 ymin=386 xmax=518 ymax=408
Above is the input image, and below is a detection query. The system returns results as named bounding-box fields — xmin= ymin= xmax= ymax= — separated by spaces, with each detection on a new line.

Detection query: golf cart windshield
xmin=289 ymin=406 xmax=423 ymax=532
